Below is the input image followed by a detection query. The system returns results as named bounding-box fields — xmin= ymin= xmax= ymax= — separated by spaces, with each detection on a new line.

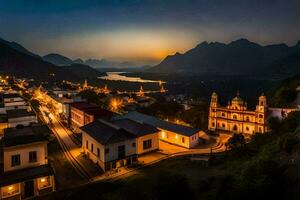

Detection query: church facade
xmin=208 ymin=92 xmax=268 ymax=135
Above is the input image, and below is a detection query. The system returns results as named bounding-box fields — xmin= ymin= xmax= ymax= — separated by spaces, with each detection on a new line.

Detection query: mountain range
xmin=43 ymin=53 xmax=138 ymax=68
xmin=149 ymin=39 xmax=300 ymax=76
xmin=0 ymin=38 xmax=105 ymax=81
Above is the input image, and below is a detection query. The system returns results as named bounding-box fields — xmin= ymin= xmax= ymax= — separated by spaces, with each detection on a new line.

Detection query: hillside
xmin=149 ymin=39 xmax=300 ymax=76
xmin=0 ymin=38 xmax=40 ymax=58
xmin=62 ymin=64 xmax=106 ymax=79
xmin=43 ymin=53 xmax=73 ymax=66
xmin=0 ymin=41 xmax=105 ymax=81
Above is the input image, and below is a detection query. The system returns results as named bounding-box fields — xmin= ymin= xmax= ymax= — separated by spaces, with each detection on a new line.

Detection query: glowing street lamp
xmin=109 ymin=98 xmax=123 ymax=112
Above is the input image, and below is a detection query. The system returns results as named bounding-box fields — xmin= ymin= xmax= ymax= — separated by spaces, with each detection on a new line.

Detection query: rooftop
xmin=70 ymin=102 xmax=99 ymax=110
xmin=2 ymin=93 xmax=21 ymax=99
xmin=80 ymin=120 xmax=136 ymax=145
xmin=85 ymin=108 xmax=115 ymax=120
xmin=0 ymin=164 xmax=54 ymax=187
xmin=115 ymin=111 xmax=200 ymax=137
xmin=6 ymin=109 xmax=35 ymax=119
xmin=3 ymin=125 xmax=50 ymax=147
xmin=112 ymin=119 xmax=159 ymax=137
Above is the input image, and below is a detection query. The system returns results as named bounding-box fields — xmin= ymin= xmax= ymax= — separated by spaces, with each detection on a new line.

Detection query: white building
xmin=116 ymin=112 xmax=201 ymax=148
xmin=6 ymin=109 xmax=38 ymax=128
xmin=81 ymin=120 xmax=137 ymax=171
xmin=0 ymin=125 xmax=55 ymax=199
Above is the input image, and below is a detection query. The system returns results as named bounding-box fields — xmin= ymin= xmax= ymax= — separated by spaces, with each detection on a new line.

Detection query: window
xmin=222 ymin=123 xmax=225 ymax=128
xmin=182 ymin=137 xmax=185 ymax=143
xmin=11 ymin=155 xmax=20 ymax=167
xmin=97 ymin=148 xmax=100 ymax=158
xmin=259 ymin=114 xmax=263 ymax=118
xmin=222 ymin=112 xmax=225 ymax=117
xmin=246 ymin=127 xmax=249 ymax=131
xmin=2 ymin=184 xmax=20 ymax=198
xmin=259 ymin=127 xmax=263 ymax=133
xmin=143 ymin=140 xmax=152 ymax=150
xmin=86 ymin=140 xmax=88 ymax=149
xmin=246 ymin=116 xmax=250 ymax=121
xmin=37 ymin=176 xmax=51 ymax=190
xmin=91 ymin=143 xmax=94 ymax=152
xmin=105 ymin=148 xmax=109 ymax=154
xmin=233 ymin=115 xmax=237 ymax=120
xmin=132 ymin=142 xmax=136 ymax=147
xmin=233 ymin=125 xmax=238 ymax=131
xmin=212 ymin=122 xmax=215 ymax=127
xmin=29 ymin=151 xmax=37 ymax=163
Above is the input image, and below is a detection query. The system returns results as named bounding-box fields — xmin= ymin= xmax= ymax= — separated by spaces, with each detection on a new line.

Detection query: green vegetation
xmin=137 ymin=96 xmax=208 ymax=130
xmin=78 ymin=89 xmax=106 ymax=106
xmin=269 ymin=74 xmax=300 ymax=107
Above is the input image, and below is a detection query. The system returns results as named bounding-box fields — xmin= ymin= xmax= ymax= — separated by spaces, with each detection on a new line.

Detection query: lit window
xmin=175 ymin=134 xmax=178 ymax=139
xmin=161 ymin=131 xmax=165 ymax=138
xmin=38 ymin=176 xmax=51 ymax=190
xmin=2 ymin=184 xmax=20 ymax=198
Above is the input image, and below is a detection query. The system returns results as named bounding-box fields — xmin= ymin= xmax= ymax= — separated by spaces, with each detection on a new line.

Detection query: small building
xmin=3 ymin=93 xmax=29 ymax=111
xmin=0 ymin=125 xmax=55 ymax=199
xmin=81 ymin=120 xmax=137 ymax=171
xmin=6 ymin=109 xmax=38 ymax=128
xmin=116 ymin=112 xmax=200 ymax=148
xmin=70 ymin=102 xmax=114 ymax=131
xmin=113 ymin=119 xmax=160 ymax=155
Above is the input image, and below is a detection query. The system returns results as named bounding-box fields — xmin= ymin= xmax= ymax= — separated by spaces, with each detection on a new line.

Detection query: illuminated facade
xmin=0 ymin=126 xmax=55 ymax=199
xmin=208 ymin=92 xmax=268 ymax=135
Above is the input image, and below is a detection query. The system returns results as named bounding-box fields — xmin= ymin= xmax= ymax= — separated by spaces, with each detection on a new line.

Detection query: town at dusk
xmin=0 ymin=0 xmax=300 ymax=200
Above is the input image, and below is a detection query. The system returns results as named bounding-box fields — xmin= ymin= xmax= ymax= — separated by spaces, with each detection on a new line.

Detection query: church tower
xmin=255 ymin=93 xmax=268 ymax=133
xmin=208 ymin=92 xmax=218 ymax=130
xmin=210 ymin=92 xmax=218 ymax=108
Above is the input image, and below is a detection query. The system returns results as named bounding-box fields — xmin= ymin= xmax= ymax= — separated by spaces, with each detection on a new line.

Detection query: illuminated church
xmin=208 ymin=92 xmax=268 ymax=135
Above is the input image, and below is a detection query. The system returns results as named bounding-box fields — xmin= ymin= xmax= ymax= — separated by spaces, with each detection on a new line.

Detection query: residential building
xmin=208 ymin=92 xmax=268 ymax=135
xmin=70 ymin=102 xmax=114 ymax=131
xmin=0 ymin=114 xmax=7 ymax=138
xmin=117 ymin=112 xmax=201 ymax=148
xmin=81 ymin=120 xmax=137 ymax=171
xmin=0 ymin=125 xmax=55 ymax=199
xmin=112 ymin=119 xmax=159 ymax=155
xmin=2 ymin=93 xmax=29 ymax=111
xmin=6 ymin=109 xmax=38 ymax=128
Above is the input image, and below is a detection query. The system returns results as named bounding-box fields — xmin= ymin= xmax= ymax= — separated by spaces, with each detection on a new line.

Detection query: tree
xmin=226 ymin=133 xmax=245 ymax=150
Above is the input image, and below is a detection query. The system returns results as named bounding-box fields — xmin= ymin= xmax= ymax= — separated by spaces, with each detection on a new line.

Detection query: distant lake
xmin=99 ymin=72 xmax=164 ymax=83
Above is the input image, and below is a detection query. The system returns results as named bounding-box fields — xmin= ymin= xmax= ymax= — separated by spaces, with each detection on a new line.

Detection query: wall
xmin=3 ymin=142 xmax=48 ymax=172
xmin=82 ymin=131 xmax=136 ymax=170
xmin=136 ymin=133 xmax=159 ymax=154
xmin=159 ymin=129 xmax=198 ymax=148
xmin=8 ymin=116 xmax=38 ymax=128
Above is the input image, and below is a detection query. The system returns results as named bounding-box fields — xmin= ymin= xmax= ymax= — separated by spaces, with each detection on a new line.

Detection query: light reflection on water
xmin=98 ymin=72 xmax=165 ymax=83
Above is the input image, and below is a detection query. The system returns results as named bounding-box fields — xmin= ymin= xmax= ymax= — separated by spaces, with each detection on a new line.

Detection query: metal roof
xmin=115 ymin=112 xmax=200 ymax=137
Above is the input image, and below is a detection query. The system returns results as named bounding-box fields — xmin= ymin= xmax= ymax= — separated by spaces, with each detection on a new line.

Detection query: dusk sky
xmin=0 ymin=0 xmax=299 ymax=64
